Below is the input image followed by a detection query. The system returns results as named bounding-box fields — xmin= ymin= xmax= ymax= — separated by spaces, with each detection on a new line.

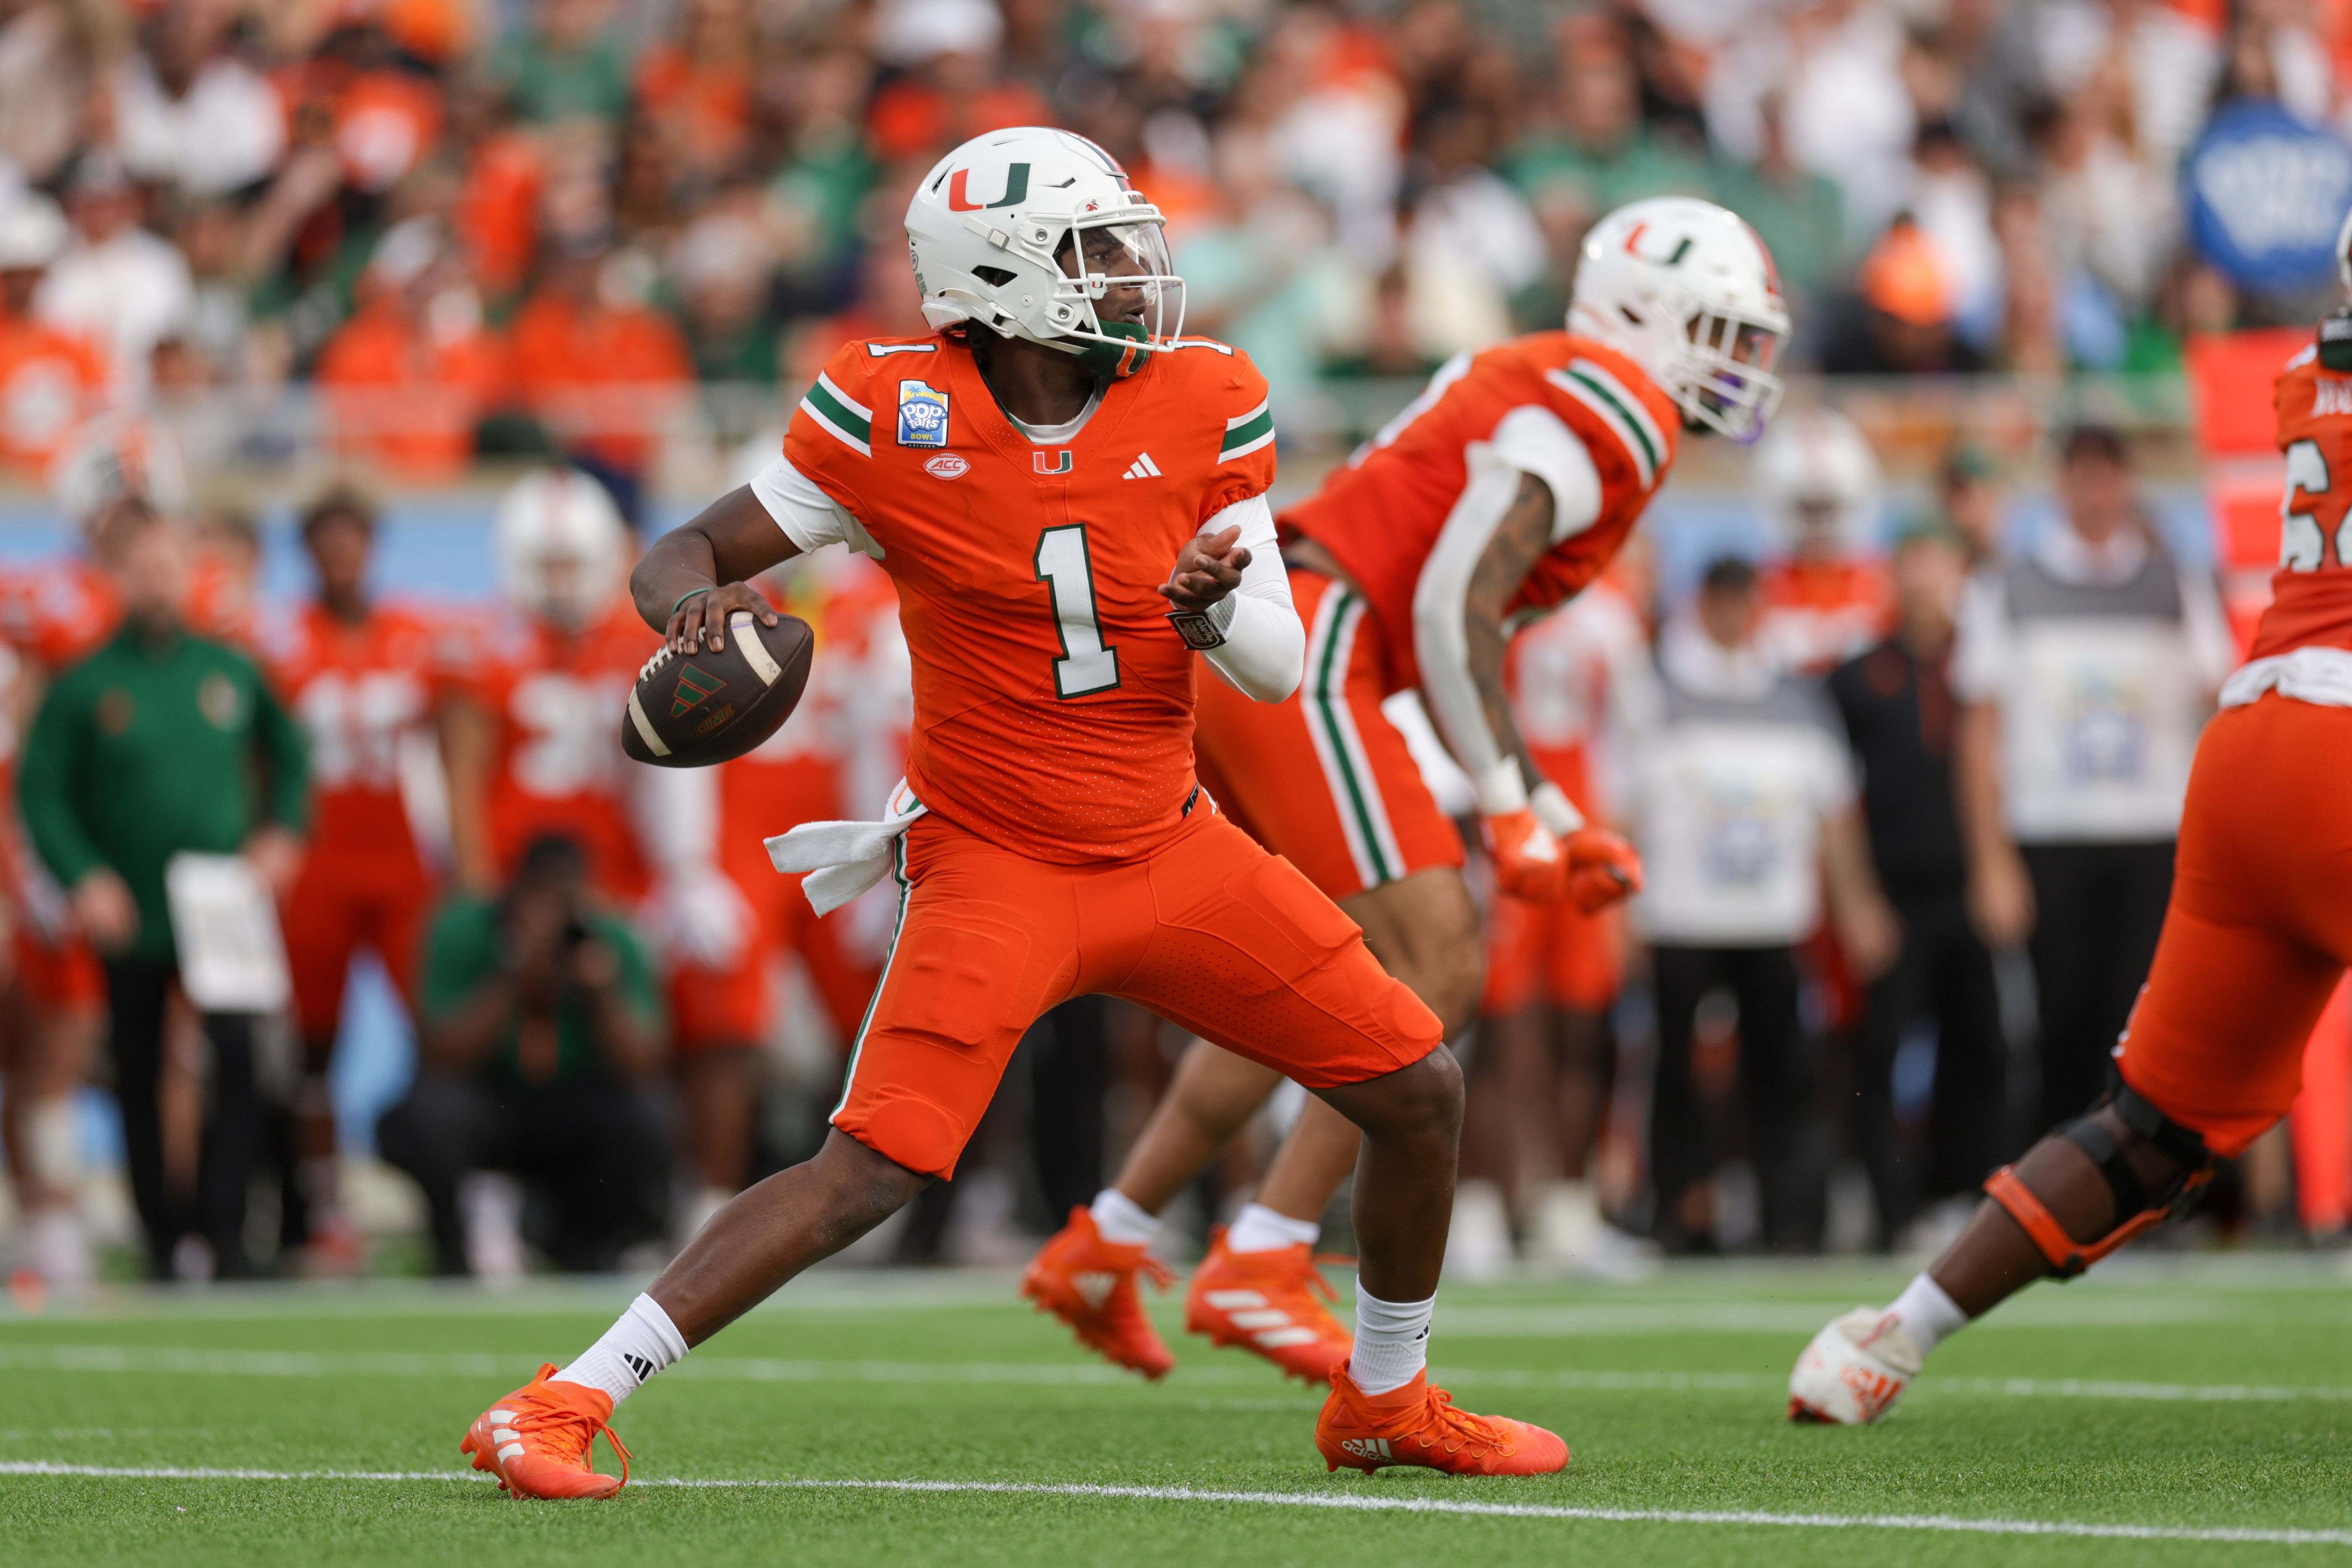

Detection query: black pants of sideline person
xmin=377 ymin=1073 xmax=670 ymax=1275
xmin=1850 ymin=894 xmax=2007 ymax=1244
xmin=1649 ymin=944 xmax=1819 ymax=1251
xmin=105 ymin=960 xmax=264 ymax=1280
xmin=2023 ymin=839 xmax=2175 ymax=1137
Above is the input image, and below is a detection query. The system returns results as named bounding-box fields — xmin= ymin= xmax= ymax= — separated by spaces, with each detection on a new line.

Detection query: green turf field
xmin=3 ymin=1256 xmax=2351 ymax=1566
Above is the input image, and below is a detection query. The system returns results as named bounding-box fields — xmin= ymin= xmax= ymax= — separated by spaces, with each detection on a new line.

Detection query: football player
xmin=1022 ymin=196 xmax=1789 ymax=1381
xmin=1786 ymin=211 xmax=2352 ymax=1424
xmin=460 ymin=126 xmax=1568 ymax=1494
xmin=1754 ymin=407 xmax=1893 ymax=675
xmin=442 ymin=470 xmax=755 ymax=1192
xmin=258 ymin=487 xmax=445 ymax=1268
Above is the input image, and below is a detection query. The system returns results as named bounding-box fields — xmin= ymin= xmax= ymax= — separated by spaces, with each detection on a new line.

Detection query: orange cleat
xmin=1184 ymin=1229 xmax=1352 ymax=1384
xmin=1021 ymin=1206 xmax=1177 ymax=1379
xmin=460 ymin=1364 xmax=632 ymax=1499
xmin=1315 ymin=1368 xmax=1569 ymax=1476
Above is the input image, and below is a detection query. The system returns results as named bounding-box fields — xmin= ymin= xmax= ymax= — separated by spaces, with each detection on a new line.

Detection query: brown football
xmin=621 ymin=610 xmax=815 ymax=768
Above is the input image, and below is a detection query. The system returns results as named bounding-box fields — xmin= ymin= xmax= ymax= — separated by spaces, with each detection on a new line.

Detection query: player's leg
xmin=281 ymin=862 xmax=362 ymax=1269
xmin=463 ymin=818 xmax=1076 ymax=1496
xmin=1517 ymin=899 xmax=1638 ymax=1270
xmin=1122 ymin=811 xmax=1565 ymax=1474
xmin=1791 ymin=697 xmax=2352 ymax=1424
xmin=1037 ymin=578 xmax=1471 ymax=1374
xmin=3 ymin=935 xmax=107 ymax=1289
xmin=666 ymin=946 xmax=768 ymax=1232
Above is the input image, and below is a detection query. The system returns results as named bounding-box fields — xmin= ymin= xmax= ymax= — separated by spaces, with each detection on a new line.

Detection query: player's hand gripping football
xmin=1484 ymin=813 xmax=1644 ymax=912
xmin=666 ymin=583 xmax=780 ymax=655
xmin=1158 ymin=524 xmax=1250 ymax=612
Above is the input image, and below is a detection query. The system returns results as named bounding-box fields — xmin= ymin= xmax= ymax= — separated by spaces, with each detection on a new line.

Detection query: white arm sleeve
xmin=1412 ymin=423 xmax=1604 ymax=815
xmin=1194 ymin=494 xmax=1302 ymax=703
xmin=750 ymin=453 xmax=885 ymax=560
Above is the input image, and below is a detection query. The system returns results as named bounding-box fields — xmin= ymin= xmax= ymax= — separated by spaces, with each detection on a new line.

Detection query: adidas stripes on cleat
xmin=1787 ymin=1307 xmax=1921 ymax=1425
xmin=1183 ymin=1229 xmax=1351 ymax=1384
xmin=460 ymin=1364 xmax=631 ymax=1499
xmin=1314 ymin=1369 xmax=1569 ymax=1476
xmin=1021 ymin=1207 xmax=1177 ymax=1379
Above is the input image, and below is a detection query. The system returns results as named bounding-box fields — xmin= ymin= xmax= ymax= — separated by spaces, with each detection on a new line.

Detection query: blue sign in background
xmin=2185 ymin=99 xmax=2352 ymax=297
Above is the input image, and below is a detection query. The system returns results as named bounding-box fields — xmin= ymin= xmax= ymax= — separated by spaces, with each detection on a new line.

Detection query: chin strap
xmin=1983 ymin=1084 xmax=2216 ymax=1281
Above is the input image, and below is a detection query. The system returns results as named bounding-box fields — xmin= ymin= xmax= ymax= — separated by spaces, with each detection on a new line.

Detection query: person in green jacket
xmin=17 ymin=502 xmax=308 ymax=1280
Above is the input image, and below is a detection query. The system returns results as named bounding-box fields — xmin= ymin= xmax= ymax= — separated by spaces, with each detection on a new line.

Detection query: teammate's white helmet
xmin=906 ymin=127 xmax=1183 ymax=378
xmin=1570 ymin=197 xmax=1790 ymax=444
xmin=495 ymin=467 xmax=627 ymax=631
xmin=1756 ymin=407 xmax=1881 ymax=551
xmin=50 ymin=416 xmax=190 ymax=533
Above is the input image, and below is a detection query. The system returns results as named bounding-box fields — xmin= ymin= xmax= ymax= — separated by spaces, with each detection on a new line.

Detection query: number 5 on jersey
xmin=1035 ymin=525 xmax=1120 ymax=697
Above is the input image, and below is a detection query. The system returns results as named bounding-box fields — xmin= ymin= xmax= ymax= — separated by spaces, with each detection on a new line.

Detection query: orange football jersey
xmin=463 ymin=601 xmax=663 ymax=899
xmin=1282 ymin=333 xmax=1679 ymax=695
xmin=783 ymin=332 xmax=1276 ymax=863
xmin=2255 ymin=342 xmax=2352 ymax=659
xmin=0 ymin=318 xmax=108 ymax=478
xmin=260 ymin=601 xmax=444 ymax=863
xmin=1758 ymin=558 xmax=1894 ymax=674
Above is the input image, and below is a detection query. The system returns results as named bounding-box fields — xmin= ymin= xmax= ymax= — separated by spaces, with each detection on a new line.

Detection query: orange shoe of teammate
xmin=1315 ymin=1368 xmax=1569 ymax=1476
xmin=1184 ymin=1229 xmax=1351 ymax=1384
xmin=460 ymin=1364 xmax=632 ymax=1499
xmin=1021 ymin=1206 xmax=1176 ymax=1379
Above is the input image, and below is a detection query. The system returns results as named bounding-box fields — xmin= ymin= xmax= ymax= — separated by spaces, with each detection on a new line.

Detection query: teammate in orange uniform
xmin=460 ymin=128 xmax=1567 ymax=1496
xmin=257 ymin=488 xmax=445 ymax=1266
xmin=1472 ymin=550 xmax=1651 ymax=1271
xmin=1754 ymin=407 xmax=1894 ymax=675
xmin=0 ymin=198 xmax=107 ymax=481
xmin=1025 ymin=196 xmax=1789 ymax=1381
xmin=1787 ymin=214 xmax=2352 ymax=1426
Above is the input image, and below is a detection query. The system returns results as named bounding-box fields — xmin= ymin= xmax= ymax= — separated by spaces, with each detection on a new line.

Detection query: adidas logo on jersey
xmin=1123 ymin=453 xmax=1162 ymax=480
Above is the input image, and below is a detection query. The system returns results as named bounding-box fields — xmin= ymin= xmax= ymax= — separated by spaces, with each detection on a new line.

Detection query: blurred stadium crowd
xmin=0 ymin=0 xmax=2344 ymax=1288
xmin=6 ymin=0 xmax=2352 ymax=490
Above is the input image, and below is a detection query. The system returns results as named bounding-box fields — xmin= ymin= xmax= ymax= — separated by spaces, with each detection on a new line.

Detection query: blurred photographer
xmin=377 ymin=833 xmax=669 ymax=1276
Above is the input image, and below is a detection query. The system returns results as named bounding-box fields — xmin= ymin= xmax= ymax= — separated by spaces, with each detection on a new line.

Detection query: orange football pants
xmin=283 ymin=851 xmax=432 ymax=1039
xmin=832 ymin=800 xmax=1444 ymax=1179
xmin=1481 ymin=893 xmax=1626 ymax=1016
xmin=1192 ymin=568 xmax=1463 ymax=902
xmin=2114 ymin=693 xmax=2352 ymax=1158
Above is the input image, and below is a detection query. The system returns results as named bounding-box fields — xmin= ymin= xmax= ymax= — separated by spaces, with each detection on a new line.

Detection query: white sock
xmin=1089 ymin=1188 xmax=1161 ymax=1247
xmin=1889 ymin=1272 xmax=1968 ymax=1355
xmin=1347 ymin=1282 xmax=1434 ymax=1395
xmin=1226 ymin=1202 xmax=1321 ymax=1254
xmin=551 ymin=1293 xmax=689 ymax=1406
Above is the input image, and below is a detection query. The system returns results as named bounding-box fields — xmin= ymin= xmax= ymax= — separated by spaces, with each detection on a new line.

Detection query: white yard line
xmin=6 ymin=1343 xmax=2352 ymax=1405
xmin=0 ymin=1462 xmax=2345 ymax=1547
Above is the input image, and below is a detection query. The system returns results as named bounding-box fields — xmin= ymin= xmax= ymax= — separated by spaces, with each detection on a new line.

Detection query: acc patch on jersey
xmin=897 ymin=380 xmax=950 ymax=448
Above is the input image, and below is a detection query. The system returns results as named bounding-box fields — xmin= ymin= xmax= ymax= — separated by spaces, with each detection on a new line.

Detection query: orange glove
xmin=1563 ymin=827 xmax=1643 ymax=914
xmin=1484 ymin=809 xmax=1569 ymax=902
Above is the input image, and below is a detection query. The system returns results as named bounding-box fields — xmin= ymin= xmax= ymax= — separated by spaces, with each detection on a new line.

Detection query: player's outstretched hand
xmin=1159 ymin=525 xmax=1251 ymax=612
xmin=667 ymin=582 xmax=780 ymax=655
xmin=1564 ymin=828 xmax=1643 ymax=914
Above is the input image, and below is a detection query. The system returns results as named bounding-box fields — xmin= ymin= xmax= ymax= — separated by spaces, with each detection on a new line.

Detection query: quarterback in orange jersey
xmin=1031 ymin=196 xmax=1790 ymax=1380
xmin=1754 ymin=407 xmax=1894 ymax=675
xmin=460 ymin=127 xmax=1569 ymax=1497
xmin=1787 ymin=214 xmax=2352 ymax=1426
xmin=256 ymin=488 xmax=446 ymax=1266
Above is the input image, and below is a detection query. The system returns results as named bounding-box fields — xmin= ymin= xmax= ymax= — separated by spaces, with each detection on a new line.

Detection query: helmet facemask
xmin=1678 ymin=303 xmax=1786 ymax=445
xmin=1038 ymin=213 xmax=1184 ymax=377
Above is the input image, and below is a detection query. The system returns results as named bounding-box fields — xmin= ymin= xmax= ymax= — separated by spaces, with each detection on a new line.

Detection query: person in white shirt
xmin=34 ymin=153 xmax=195 ymax=401
xmin=1953 ymin=423 xmax=2236 ymax=1137
xmin=1617 ymin=557 xmax=1897 ymax=1251
xmin=111 ymin=4 xmax=285 ymax=198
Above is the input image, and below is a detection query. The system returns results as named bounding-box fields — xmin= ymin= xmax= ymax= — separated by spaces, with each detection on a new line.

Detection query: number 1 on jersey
xmin=1035 ymin=525 xmax=1120 ymax=697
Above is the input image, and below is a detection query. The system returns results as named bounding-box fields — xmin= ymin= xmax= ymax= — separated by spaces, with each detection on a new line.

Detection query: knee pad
xmin=1984 ymin=1083 xmax=2216 ymax=1279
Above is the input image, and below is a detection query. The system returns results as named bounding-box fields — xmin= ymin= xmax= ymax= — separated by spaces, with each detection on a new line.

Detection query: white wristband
xmin=1530 ymin=781 xmax=1586 ymax=837
xmin=1476 ymin=758 xmax=1529 ymax=818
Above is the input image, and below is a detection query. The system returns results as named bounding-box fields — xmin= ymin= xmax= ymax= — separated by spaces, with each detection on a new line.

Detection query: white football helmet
xmin=495 ymin=467 xmax=628 ymax=631
xmin=1570 ymin=197 xmax=1790 ymax=444
xmin=1755 ymin=407 xmax=1881 ymax=553
xmin=906 ymin=127 xmax=1183 ymax=377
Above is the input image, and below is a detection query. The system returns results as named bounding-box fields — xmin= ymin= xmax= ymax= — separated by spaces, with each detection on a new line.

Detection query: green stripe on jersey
xmin=804 ymin=375 xmax=873 ymax=454
xmin=1565 ymin=361 xmax=1662 ymax=476
xmin=1221 ymin=406 xmax=1274 ymax=458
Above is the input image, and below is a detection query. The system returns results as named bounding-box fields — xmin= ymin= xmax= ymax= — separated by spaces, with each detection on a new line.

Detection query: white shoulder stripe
xmin=1226 ymin=398 xmax=1271 ymax=430
xmin=1546 ymin=370 xmax=1656 ymax=489
xmin=816 ymin=372 xmax=872 ymax=421
xmin=797 ymin=397 xmax=871 ymax=458
xmin=1567 ymin=358 xmax=1667 ymax=463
